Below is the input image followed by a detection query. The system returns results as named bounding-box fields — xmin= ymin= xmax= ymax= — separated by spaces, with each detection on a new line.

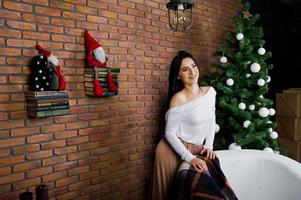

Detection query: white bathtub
xmin=216 ymin=150 xmax=301 ymax=200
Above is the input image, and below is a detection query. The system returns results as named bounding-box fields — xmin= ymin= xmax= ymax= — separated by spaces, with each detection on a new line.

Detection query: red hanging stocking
xmin=93 ymin=67 xmax=104 ymax=96
xmin=54 ymin=65 xmax=66 ymax=91
xmin=107 ymin=68 xmax=117 ymax=92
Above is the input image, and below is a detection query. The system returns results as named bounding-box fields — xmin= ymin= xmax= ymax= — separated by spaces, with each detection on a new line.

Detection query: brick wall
xmin=0 ymin=0 xmax=241 ymax=199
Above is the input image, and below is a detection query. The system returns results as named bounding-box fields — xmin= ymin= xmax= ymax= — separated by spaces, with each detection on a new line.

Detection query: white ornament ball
xmin=269 ymin=108 xmax=276 ymax=116
xmin=246 ymin=73 xmax=251 ymax=78
xmin=243 ymin=120 xmax=251 ymax=128
xmin=249 ymin=105 xmax=255 ymax=111
xmin=226 ymin=78 xmax=234 ymax=86
xmin=250 ymin=63 xmax=261 ymax=73
xmin=259 ymin=107 xmax=269 ymax=117
xmin=259 ymin=95 xmax=264 ymax=98
xmin=246 ymin=60 xmax=252 ymax=64
xmin=228 ymin=143 xmax=242 ymax=150
xmin=267 ymin=120 xmax=272 ymax=124
xmin=266 ymin=76 xmax=271 ymax=83
xmin=215 ymin=124 xmax=220 ymax=133
xmin=268 ymin=128 xmax=273 ymax=133
xmin=220 ymin=56 xmax=227 ymax=63
xmin=270 ymin=131 xmax=278 ymax=139
xmin=258 ymin=47 xmax=266 ymax=55
xmin=263 ymin=147 xmax=273 ymax=153
xmin=238 ymin=102 xmax=246 ymax=110
xmin=257 ymin=78 xmax=265 ymax=86
xmin=236 ymin=33 xmax=244 ymax=40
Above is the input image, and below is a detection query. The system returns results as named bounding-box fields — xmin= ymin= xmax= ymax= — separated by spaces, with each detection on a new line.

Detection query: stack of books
xmin=25 ymin=91 xmax=70 ymax=118
xmin=84 ymin=67 xmax=120 ymax=97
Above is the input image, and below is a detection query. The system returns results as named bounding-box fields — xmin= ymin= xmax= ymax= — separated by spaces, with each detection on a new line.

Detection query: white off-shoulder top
xmin=164 ymin=87 xmax=216 ymax=162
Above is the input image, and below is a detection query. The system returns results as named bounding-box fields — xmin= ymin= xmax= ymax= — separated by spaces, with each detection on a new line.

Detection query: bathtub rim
xmin=215 ymin=149 xmax=301 ymax=179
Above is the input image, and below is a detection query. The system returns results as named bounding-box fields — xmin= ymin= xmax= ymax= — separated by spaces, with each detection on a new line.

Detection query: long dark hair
xmin=167 ymin=50 xmax=200 ymax=104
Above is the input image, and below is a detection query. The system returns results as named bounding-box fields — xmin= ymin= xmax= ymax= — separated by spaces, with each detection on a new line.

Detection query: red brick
xmin=68 ymin=166 xmax=89 ymax=176
xmin=0 ymin=138 xmax=25 ymax=148
xmin=55 ymin=130 xmax=77 ymax=139
xmin=52 ymin=34 xmax=75 ymax=43
xmin=23 ymin=31 xmax=50 ymax=40
xmin=23 ymin=14 xmax=49 ymax=24
xmin=41 ymin=124 xmax=65 ymax=133
xmin=50 ymin=1 xmax=75 ymax=10
xmin=66 ymin=121 xmax=89 ymax=130
xmin=22 ymin=0 xmax=48 ymax=6
xmin=35 ymin=6 xmax=61 ymax=16
xmin=76 ymin=5 xmax=97 ymax=14
xmin=0 ymin=173 xmax=24 ymax=184
xmin=54 ymin=146 xmax=77 ymax=155
xmin=0 ymin=155 xmax=25 ymax=166
xmin=78 ymin=142 xmax=99 ymax=151
xmin=12 ymin=144 xmax=40 ymax=155
xmin=42 ymin=171 xmax=67 ymax=182
xmin=0 ymin=10 xmax=21 ymax=19
xmin=27 ymin=133 xmax=53 ymax=144
xmin=54 ymin=161 xmax=77 ymax=172
xmin=27 ymin=150 xmax=53 ymax=160
xmin=7 ymin=20 xmax=36 ymax=30
xmin=3 ymin=1 xmax=33 ymax=12
xmin=38 ymin=24 xmax=64 ymax=33
xmin=13 ymin=161 xmax=41 ymax=172
xmin=42 ymin=155 xmax=66 ymax=166
xmin=69 ymin=180 xmax=90 ymax=191
xmin=13 ymin=177 xmax=40 ymax=190
xmin=41 ymin=140 xmax=66 ymax=150
xmin=0 ymin=185 xmax=11 ymax=194
xmin=51 ymin=18 xmax=75 ymax=27
xmin=0 ymin=149 xmax=10 ymax=158
xmin=0 ymin=29 xmax=21 ymax=38
xmin=56 ymin=191 xmax=79 ymax=200
xmin=7 ymin=39 xmax=36 ymax=47
xmin=79 ymin=170 xmax=100 ymax=181
xmin=87 ymin=15 xmax=107 ymax=23
xmin=26 ymin=166 xmax=52 ymax=178
xmin=89 ymin=119 xmax=110 ymax=126
xmin=67 ymin=136 xmax=89 ymax=145
xmin=67 ymin=151 xmax=89 ymax=161
xmin=0 ymin=167 xmax=11 ymax=176
xmin=0 ymin=48 xmax=21 ymax=56
xmin=0 ymin=120 xmax=24 ymax=129
xmin=11 ymin=127 xmax=39 ymax=136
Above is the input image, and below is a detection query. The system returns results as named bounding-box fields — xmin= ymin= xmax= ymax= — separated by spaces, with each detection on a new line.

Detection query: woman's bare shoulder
xmin=169 ymin=92 xmax=186 ymax=108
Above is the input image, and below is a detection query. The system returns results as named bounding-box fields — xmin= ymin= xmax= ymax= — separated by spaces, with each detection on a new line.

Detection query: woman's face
xmin=178 ymin=57 xmax=199 ymax=85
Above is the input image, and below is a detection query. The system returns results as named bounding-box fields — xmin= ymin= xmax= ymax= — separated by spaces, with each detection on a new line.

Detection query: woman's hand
xmin=190 ymin=157 xmax=208 ymax=173
xmin=200 ymin=148 xmax=216 ymax=159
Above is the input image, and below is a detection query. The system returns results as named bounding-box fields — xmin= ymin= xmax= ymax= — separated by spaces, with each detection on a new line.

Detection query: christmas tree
xmin=203 ymin=2 xmax=279 ymax=152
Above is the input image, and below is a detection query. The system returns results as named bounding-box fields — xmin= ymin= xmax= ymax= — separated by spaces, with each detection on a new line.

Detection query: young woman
xmin=149 ymin=51 xmax=237 ymax=200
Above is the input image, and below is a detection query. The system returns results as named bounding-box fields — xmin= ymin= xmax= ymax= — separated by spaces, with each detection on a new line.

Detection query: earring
xmin=177 ymin=76 xmax=180 ymax=80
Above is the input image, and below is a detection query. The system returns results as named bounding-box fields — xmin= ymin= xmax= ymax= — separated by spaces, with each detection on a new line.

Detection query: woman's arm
xmin=164 ymin=111 xmax=196 ymax=163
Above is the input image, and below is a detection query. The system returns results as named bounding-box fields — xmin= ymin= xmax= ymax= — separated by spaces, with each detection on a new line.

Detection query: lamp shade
xmin=166 ymin=0 xmax=195 ymax=10
xmin=166 ymin=0 xmax=195 ymax=31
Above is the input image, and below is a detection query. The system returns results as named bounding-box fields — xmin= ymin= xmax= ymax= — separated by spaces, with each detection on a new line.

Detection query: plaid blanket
xmin=171 ymin=155 xmax=238 ymax=200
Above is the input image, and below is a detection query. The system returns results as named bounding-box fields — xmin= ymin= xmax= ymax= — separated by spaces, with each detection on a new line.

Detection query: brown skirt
xmin=148 ymin=138 xmax=203 ymax=200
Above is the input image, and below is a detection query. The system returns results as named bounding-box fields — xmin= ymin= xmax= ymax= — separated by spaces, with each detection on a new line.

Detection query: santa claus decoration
xmin=35 ymin=44 xmax=66 ymax=91
xmin=84 ymin=29 xmax=117 ymax=96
